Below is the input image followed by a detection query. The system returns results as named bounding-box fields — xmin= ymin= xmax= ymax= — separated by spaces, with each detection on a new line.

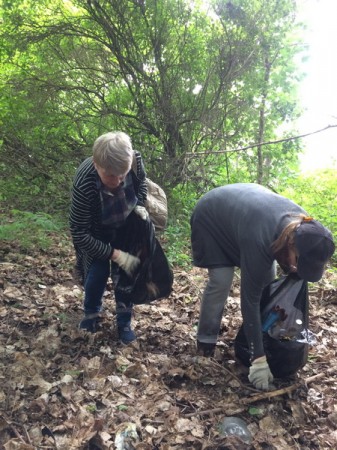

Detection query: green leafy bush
xmin=164 ymin=185 xmax=198 ymax=268
xmin=280 ymin=169 xmax=337 ymax=267
xmin=164 ymin=221 xmax=192 ymax=269
xmin=0 ymin=210 xmax=66 ymax=250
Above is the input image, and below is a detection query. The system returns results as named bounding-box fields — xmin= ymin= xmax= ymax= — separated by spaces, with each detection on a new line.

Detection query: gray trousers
xmin=197 ymin=267 xmax=235 ymax=344
xmin=197 ymin=264 xmax=277 ymax=344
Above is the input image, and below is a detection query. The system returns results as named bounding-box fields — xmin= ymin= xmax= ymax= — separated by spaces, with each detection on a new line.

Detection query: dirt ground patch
xmin=1 ymin=239 xmax=337 ymax=449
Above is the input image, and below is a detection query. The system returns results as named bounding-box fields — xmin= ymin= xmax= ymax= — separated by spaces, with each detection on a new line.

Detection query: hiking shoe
xmin=79 ymin=314 xmax=102 ymax=333
xmin=197 ymin=340 xmax=216 ymax=357
xmin=118 ymin=325 xmax=137 ymax=345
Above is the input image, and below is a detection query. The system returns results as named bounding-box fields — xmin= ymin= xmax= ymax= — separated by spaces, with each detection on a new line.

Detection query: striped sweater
xmin=69 ymin=151 xmax=147 ymax=283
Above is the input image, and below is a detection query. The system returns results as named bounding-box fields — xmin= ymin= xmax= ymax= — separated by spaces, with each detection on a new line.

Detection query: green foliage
xmin=279 ymin=168 xmax=337 ymax=264
xmin=248 ymin=406 xmax=264 ymax=417
xmin=0 ymin=0 xmax=304 ymax=211
xmin=86 ymin=404 xmax=97 ymax=413
xmin=279 ymin=169 xmax=337 ymax=234
xmin=165 ymin=221 xmax=192 ymax=269
xmin=164 ymin=185 xmax=198 ymax=269
xmin=0 ymin=166 xmax=73 ymax=217
xmin=65 ymin=370 xmax=82 ymax=377
xmin=0 ymin=210 xmax=66 ymax=250
xmin=117 ymin=405 xmax=128 ymax=411
xmin=1 ymin=0 xmax=324 ymax=271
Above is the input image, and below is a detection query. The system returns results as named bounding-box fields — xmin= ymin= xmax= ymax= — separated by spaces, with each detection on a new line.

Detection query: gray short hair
xmin=93 ymin=131 xmax=133 ymax=175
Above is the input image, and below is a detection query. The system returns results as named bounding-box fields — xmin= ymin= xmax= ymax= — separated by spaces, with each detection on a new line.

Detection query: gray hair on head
xmin=93 ymin=131 xmax=133 ymax=175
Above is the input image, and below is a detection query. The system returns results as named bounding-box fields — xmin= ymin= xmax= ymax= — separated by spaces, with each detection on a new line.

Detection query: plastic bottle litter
xmin=219 ymin=416 xmax=252 ymax=443
xmin=262 ymin=309 xmax=280 ymax=332
xmin=114 ymin=422 xmax=139 ymax=450
xmin=262 ymin=306 xmax=287 ymax=333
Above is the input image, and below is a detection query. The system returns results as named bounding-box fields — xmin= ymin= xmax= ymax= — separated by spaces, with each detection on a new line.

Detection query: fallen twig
xmin=184 ymin=405 xmax=245 ymax=417
xmin=242 ymin=383 xmax=300 ymax=404
xmin=1 ymin=414 xmax=33 ymax=445
xmin=0 ymin=262 xmax=20 ymax=266
xmin=183 ymin=372 xmax=326 ymax=416
xmin=9 ymin=424 xmax=26 ymax=443
xmin=303 ymin=372 xmax=325 ymax=385
xmin=209 ymin=359 xmax=259 ymax=393
xmin=242 ymin=372 xmax=326 ymax=405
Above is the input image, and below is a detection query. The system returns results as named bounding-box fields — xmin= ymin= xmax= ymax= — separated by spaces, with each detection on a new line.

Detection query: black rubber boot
xmin=79 ymin=313 xmax=102 ymax=333
xmin=197 ymin=340 xmax=216 ymax=357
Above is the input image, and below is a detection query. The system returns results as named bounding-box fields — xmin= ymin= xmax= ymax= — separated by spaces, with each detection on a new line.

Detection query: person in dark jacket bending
xmin=70 ymin=131 xmax=149 ymax=344
xmin=190 ymin=183 xmax=335 ymax=390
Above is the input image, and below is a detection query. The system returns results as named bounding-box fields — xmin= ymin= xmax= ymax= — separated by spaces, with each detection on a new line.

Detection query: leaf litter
xmin=0 ymin=238 xmax=337 ymax=449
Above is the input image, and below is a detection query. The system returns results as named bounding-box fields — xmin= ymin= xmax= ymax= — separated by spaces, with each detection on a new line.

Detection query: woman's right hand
xmin=248 ymin=356 xmax=274 ymax=390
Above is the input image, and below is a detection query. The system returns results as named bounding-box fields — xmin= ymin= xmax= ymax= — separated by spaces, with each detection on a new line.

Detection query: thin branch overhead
xmin=186 ymin=124 xmax=337 ymax=158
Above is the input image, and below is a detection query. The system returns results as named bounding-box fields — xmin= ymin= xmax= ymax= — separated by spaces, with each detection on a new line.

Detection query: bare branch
xmin=186 ymin=124 xmax=337 ymax=158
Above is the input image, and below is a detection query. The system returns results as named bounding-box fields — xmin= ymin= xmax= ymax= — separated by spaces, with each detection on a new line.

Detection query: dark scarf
xmin=98 ymin=172 xmax=138 ymax=228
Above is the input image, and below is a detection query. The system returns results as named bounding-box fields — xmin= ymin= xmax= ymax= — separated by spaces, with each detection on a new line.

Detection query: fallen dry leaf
xmin=0 ymin=238 xmax=337 ymax=448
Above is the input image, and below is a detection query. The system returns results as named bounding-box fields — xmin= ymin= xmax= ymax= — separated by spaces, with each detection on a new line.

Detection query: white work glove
xmin=134 ymin=205 xmax=149 ymax=221
xmin=248 ymin=356 xmax=274 ymax=390
xmin=113 ymin=250 xmax=140 ymax=276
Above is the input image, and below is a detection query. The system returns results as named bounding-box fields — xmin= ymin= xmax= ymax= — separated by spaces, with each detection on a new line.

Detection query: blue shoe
xmin=116 ymin=304 xmax=136 ymax=344
xmin=79 ymin=314 xmax=102 ymax=333
xmin=118 ymin=325 xmax=137 ymax=344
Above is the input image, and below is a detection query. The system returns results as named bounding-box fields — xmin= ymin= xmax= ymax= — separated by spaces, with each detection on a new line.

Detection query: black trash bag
xmin=234 ymin=274 xmax=309 ymax=378
xmin=114 ymin=212 xmax=173 ymax=305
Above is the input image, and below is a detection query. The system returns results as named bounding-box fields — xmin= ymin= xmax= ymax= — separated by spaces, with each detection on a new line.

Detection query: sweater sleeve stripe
xmin=70 ymin=159 xmax=112 ymax=260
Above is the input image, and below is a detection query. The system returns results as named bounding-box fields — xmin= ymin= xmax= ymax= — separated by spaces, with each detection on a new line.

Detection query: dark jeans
xmin=83 ymin=213 xmax=142 ymax=323
xmin=83 ymin=259 xmax=132 ymax=324
xmin=83 ymin=259 xmax=110 ymax=315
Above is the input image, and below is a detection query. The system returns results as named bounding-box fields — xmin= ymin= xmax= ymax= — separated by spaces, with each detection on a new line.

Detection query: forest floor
xmin=0 ymin=235 xmax=337 ymax=450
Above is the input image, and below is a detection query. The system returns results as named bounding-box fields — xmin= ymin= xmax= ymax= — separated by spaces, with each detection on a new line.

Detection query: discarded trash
xmin=286 ymin=319 xmax=303 ymax=338
xmin=268 ymin=320 xmax=317 ymax=343
xmin=219 ymin=416 xmax=252 ymax=443
xmin=296 ymin=328 xmax=317 ymax=345
xmin=262 ymin=305 xmax=287 ymax=332
xmin=268 ymin=324 xmax=287 ymax=339
xmin=114 ymin=422 xmax=139 ymax=450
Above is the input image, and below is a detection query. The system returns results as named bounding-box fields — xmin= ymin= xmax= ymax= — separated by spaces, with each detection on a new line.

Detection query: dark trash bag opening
xmin=234 ymin=274 xmax=309 ymax=378
xmin=114 ymin=212 xmax=173 ymax=305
